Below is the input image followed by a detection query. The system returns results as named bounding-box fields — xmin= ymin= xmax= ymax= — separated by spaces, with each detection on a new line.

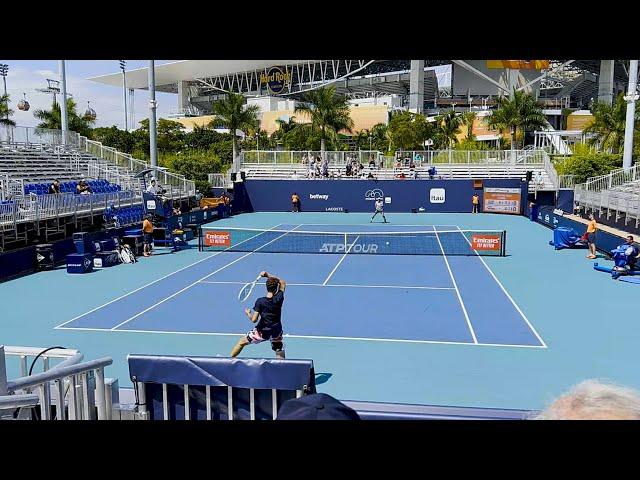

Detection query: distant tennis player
xmin=230 ymin=271 xmax=286 ymax=359
xmin=370 ymin=198 xmax=388 ymax=223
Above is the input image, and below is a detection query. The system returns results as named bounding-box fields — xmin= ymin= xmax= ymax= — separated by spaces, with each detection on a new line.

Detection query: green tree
xmin=584 ymin=93 xmax=640 ymax=154
xmin=461 ymin=111 xmax=477 ymax=142
xmin=33 ymin=98 xmax=95 ymax=137
xmin=553 ymin=143 xmax=623 ymax=183
xmin=159 ymin=149 xmax=224 ymax=194
xmin=486 ymin=89 xmax=547 ymax=150
xmin=0 ymin=94 xmax=15 ymax=126
xmin=435 ymin=110 xmax=463 ymax=148
xmin=294 ymin=85 xmax=354 ymax=154
xmin=90 ymin=125 xmax=136 ymax=153
xmin=387 ymin=111 xmax=433 ymax=151
xmin=156 ymin=119 xmax=186 ymax=152
xmin=211 ymin=93 xmax=260 ymax=161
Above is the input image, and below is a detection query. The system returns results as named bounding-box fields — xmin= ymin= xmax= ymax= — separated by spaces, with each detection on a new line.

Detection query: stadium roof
xmin=88 ymin=60 xmax=314 ymax=92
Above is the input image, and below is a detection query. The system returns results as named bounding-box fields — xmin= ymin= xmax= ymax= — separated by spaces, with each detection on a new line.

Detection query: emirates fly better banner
xmin=483 ymin=187 xmax=522 ymax=214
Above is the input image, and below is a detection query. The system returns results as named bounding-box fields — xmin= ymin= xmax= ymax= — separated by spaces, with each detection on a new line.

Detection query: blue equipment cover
xmin=549 ymin=227 xmax=587 ymax=250
xmin=128 ymin=354 xmax=316 ymax=391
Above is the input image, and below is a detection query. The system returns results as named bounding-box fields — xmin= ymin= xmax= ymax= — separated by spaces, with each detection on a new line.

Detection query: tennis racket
xmin=238 ymin=274 xmax=262 ymax=302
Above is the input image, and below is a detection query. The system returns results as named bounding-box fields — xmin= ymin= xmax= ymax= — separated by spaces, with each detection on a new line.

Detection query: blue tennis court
xmin=55 ymin=222 xmax=544 ymax=348
xmin=4 ymin=211 xmax=640 ymax=411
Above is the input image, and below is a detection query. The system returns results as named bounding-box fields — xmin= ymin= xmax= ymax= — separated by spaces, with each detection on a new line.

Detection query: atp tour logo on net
xmin=319 ymin=243 xmax=379 ymax=253
xmin=204 ymin=231 xmax=231 ymax=247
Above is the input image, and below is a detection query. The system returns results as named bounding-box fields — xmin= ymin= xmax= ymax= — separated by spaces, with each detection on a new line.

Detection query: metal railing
xmin=579 ymin=164 xmax=640 ymax=193
xmin=208 ymin=172 xmax=233 ymax=188
xmin=0 ymin=191 xmax=141 ymax=228
xmin=558 ymin=175 xmax=577 ymax=189
xmin=240 ymin=149 xmax=547 ymax=168
xmin=2 ymin=345 xmax=113 ymax=420
xmin=1 ymin=125 xmax=195 ymax=199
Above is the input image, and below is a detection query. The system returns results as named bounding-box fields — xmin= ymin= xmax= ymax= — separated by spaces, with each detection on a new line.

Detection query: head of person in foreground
xmin=533 ymin=380 xmax=640 ymax=420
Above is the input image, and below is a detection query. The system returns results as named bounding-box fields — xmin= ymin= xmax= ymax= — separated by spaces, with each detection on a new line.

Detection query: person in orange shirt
xmin=291 ymin=192 xmax=301 ymax=213
xmin=472 ymin=194 xmax=480 ymax=214
xmin=142 ymin=215 xmax=154 ymax=257
xmin=586 ymin=213 xmax=597 ymax=259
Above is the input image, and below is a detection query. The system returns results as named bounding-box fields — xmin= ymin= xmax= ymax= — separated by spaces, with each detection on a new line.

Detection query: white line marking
xmin=109 ymin=224 xmax=303 ymax=331
xmin=198 ymin=281 xmax=455 ymax=290
xmin=322 ymin=235 xmax=360 ymax=285
xmin=434 ymin=230 xmax=478 ymax=344
xmin=455 ymin=226 xmax=547 ymax=348
xmin=54 ymin=223 xmax=285 ymax=329
xmin=55 ymin=326 xmax=545 ymax=349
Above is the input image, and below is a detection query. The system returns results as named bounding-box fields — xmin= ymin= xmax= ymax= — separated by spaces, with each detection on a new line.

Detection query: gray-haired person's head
xmin=533 ymin=380 xmax=640 ymax=420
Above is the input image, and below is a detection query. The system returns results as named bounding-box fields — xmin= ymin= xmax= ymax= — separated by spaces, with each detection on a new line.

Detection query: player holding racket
xmin=370 ymin=198 xmax=388 ymax=223
xmin=230 ymin=271 xmax=287 ymax=359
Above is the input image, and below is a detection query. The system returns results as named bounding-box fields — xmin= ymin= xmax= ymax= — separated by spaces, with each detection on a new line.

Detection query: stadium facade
xmin=89 ymin=60 xmax=628 ymax=138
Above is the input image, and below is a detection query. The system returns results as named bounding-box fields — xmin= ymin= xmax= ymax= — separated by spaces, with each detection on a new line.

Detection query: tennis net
xmin=198 ymin=227 xmax=507 ymax=256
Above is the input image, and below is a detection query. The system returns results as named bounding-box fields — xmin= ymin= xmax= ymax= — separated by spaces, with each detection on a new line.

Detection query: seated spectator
xmin=48 ymin=179 xmax=61 ymax=194
xmin=398 ymin=172 xmax=406 ymax=179
xmin=292 ymin=170 xmax=299 ymax=180
xmin=307 ymin=160 xmax=315 ymax=178
xmin=394 ymin=159 xmax=401 ymax=169
xmin=532 ymin=380 xmax=640 ymax=420
xmin=410 ymin=168 xmax=417 ymax=179
xmin=345 ymin=163 xmax=352 ymax=177
xmin=410 ymin=161 xmax=416 ymax=169
xmin=379 ymin=159 xmax=384 ymax=169
xmin=321 ymin=159 xmax=329 ymax=178
xmin=146 ymin=179 xmax=159 ymax=195
xmin=367 ymin=171 xmax=375 ymax=179
xmin=76 ymin=179 xmax=92 ymax=195
xmin=428 ymin=166 xmax=437 ymax=180
xmin=404 ymin=155 xmax=411 ymax=166
xmin=369 ymin=155 xmax=376 ymax=168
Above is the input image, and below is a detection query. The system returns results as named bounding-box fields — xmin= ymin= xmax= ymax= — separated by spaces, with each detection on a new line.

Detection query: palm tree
xmin=294 ymin=85 xmax=354 ymax=155
xmin=436 ymin=110 xmax=463 ymax=149
xmin=33 ymin=98 xmax=95 ymax=137
xmin=211 ymin=93 xmax=261 ymax=161
xmin=486 ymin=89 xmax=547 ymax=150
xmin=0 ymin=94 xmax=16 ymax=126
xmin=584 ymin=93 xmax=639 ymax=153
xmin=461 ymin=111 xmax=477 ymax=141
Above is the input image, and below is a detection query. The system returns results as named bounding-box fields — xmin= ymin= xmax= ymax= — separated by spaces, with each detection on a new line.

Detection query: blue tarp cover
xmin=128 ymin=354 xmax=316 ymax=391
xmin=550 ymin=227 xmax=587 ymax=250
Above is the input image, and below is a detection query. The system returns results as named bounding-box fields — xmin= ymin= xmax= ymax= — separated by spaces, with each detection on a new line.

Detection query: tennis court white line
xmin=455 ymin=226 xmax=547 ymax=348
xmin=109 ymin=224 xmax=304 ymax=331
xmin=434 ymin=230 xmax=478 ymax=344
xmin=198 ymin=281 xmax=455 ymax=290
xmin=54 ymin=223 xmax=286 ymax=330
xmin=54 ymin=325 xmax=546 ymax=349
xmin=322 ymin=235 xmax=360 ymax=285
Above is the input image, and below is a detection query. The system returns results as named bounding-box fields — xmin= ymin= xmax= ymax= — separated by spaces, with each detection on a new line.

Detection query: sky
xmin=0 ymin=60 xmax=177 ymax=129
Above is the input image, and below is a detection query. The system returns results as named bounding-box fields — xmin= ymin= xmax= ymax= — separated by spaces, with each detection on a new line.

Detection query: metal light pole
xmin=622 ymin=60 xmax=639 ymax=169
xmin=0 ymin=64 xmax=8 ymax=121
xmin=148 ymin=60 xmax=158 ymax=168
xmin=119 ymin=60 xmax=128 ymax=132
xmin=59 ymin=61 xmax=69 ymax=145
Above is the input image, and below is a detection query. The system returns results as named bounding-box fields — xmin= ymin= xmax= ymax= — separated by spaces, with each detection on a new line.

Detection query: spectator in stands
xmin=535 ymin=170 xmax=544 ymax=188
xmin=321 ymin=158 xmax=329 ymax=178
xmin=277 ymin=393 xmax=361 ymax=420
xmin=230 ymin=271 xmax=287 ymax=359
xmin=48 ymin=179 xmax=61 ymax=194
xmin=146 ymin=179 xmax=159 ymax=195
xmin=307 ymin=159 xmax=315 ymax=178
xmin=379 ymin=158 xmax=384 ymax=169
xmin=472 ymin=193 xmax=480 ymax=214
xmin=76 ymin=179 xmax=92 ymax=195
xmin=367 ymin=171 xmax=375 ymax=179
xmin=532 ymin=380 xmax=640 ymax=420
xmin=586 ymin=213 xmax=598 ymax=259
xmin=291 ymin=192 xmax=301 ymax=212
xmin=142 ymin=214 xmax=154 ymax=257
xmin=573 ymin=201 xmax=581 ymax=216
xmin=314 ymin=157 xmax=321 ymax=178
xmin=292 ymin=170 xmax=299 ymax=180
xmin=428 ymin=166 xmax=437 ymax=180
xmin=345 ymin=162 xmax=352 ymax=177
xmin=369 ymin=155 xmax=376 ymax=168
xmin=410 ymin=167 xmax=417 ymax=179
